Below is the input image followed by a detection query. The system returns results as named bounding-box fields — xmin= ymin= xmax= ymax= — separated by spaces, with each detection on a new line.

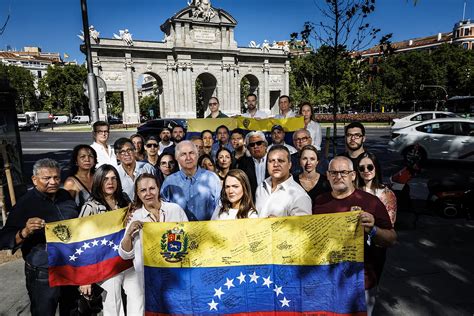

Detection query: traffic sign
xmin=83 ymin=76 xmax=107 ymax=100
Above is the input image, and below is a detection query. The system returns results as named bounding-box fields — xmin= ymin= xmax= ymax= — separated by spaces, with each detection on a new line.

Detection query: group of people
xmin=0 ymin=94 xmax=397 ymax=316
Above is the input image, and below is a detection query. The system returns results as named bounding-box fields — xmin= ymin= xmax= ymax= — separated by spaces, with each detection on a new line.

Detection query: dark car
xmin=108 ymin=116 xmax=123 ymax=125
xmin=137 ymin=118 xmax=188 ymax=139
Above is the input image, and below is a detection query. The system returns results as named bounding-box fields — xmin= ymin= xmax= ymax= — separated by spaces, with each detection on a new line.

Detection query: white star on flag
xmin=262 ymin=276 xmax=273 ymax=288
xmin=213 ymin=287 xmax=224 ymax=299
xmin=113 ymin=245 xmax=119 ymax=251
xmin=82 ymin=242 xmax=90 ymax=250
xmin=69 ymin=254 xmax=77 ymax=261
xmin=75 ymin=248 xmax=84 ymax=255
xmin=208 ymin=299 xmax=218 ymax=311
xmin=273 ymin=285 xmax=283 ymax=297
xmin=249 ymin=271 xmax=260 ymax=283
xmin=101 ymin=238 xmax=108 ymax=245
xmin=224 ymin=278 xmax=235 ymax=290
xmin=237 ymin=272 xmax=246 ymax=284
xmin=280 ymin=297 xmax=291 ymax=307
xmin=108 ymin=241 xmax=115 ymax=247
xmin=91 ymin=240 xmax=99 ymax=247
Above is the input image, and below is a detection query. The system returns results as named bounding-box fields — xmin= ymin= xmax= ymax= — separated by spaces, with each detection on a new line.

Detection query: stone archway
xmin=240 ymin=74 xmax=259 ymax=113
xmin=137 ymin=72 xmax=164 ymax=119
xmin=195 ymin=72 xmax=217 ymax=118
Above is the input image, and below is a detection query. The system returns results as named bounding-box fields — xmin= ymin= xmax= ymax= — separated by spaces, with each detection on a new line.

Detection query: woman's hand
xmin=126 ymin=221 xmax=143 ymax=239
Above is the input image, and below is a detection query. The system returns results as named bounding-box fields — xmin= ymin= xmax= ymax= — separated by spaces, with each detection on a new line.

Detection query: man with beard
xmin=340 ymin=122 xmax=367 ymax=166
xmin=242 ymin=93 xmax=267 ymax=118
xmin=268 ymin=125 xmax=297 ymax=155
xmin=313 ymin=156 xmax=396 ymax=316
xmin=163 ymin=125 xmax=186 ymax=156
xmin=0 ymin=159 xmax=79 ymax=315
xmin=158 ymin=127 xmax=173 ymax=155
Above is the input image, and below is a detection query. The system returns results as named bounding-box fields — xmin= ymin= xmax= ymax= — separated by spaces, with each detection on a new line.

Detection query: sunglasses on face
xmin=358 ymin=164 xmax=375 ymax=172
xmin=146 ymin=143 xmax=159 ymax=148
xmin=248 ymin=141 xmax=265 ymax=148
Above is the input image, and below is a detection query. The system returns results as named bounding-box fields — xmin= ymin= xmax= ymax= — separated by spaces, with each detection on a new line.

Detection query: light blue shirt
xmin=160 ymin=167 xmax=221 ymax=221
xmin=211 ymin=142 xmax=234 ymax=160
xmin=117 ymin=161 xmax=157 ymax=200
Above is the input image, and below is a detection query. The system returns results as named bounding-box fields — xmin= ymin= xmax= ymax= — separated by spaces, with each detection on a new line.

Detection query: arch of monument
xmin=88 ymin=1 xmax=290 ymax=123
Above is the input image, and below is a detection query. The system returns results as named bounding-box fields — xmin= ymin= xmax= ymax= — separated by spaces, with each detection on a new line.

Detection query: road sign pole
xmin=81 ymin=0 xmax=99 ymax=123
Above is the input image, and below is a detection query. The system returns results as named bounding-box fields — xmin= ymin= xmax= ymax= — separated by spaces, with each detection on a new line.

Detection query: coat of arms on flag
xmin=160 ymin=226 xmax=189 ymax=262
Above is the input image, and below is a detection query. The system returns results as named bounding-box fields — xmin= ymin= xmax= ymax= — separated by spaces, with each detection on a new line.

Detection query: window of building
xmin=465 ymin=28 xmax=470 ymax=36
xmin=463 ymin=43 xmax=469 ymax=49
xmin=37 ymin=71 xmax=42 ymax=79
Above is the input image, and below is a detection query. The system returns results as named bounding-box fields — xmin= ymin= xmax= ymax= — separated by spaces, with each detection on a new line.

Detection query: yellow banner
xmin=142 ymin=211 xmax=363 ymax=268
xmin=46 ymin=208 xmax=128 ymax=244
xmin=187 ymin=117 xmax=304 ymax=133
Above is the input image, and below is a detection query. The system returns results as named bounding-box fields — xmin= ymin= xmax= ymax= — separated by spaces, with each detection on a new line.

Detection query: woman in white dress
xmin=119 ymin=173 xmax=188 ymax=311
xmin=299 ymin=102 xmax=323 ymax=151
xmin=212 ymin=169 xmax=258 ymax=220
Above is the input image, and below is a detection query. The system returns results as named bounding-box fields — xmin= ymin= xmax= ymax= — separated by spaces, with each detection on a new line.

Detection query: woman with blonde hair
xmin=212 ymin=169 xmax=258 ymax=220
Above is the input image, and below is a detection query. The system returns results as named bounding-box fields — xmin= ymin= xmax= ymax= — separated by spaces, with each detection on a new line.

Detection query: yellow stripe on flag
xmin=187 ymin=117 xmax=304 ymax=133
xmin=45 ymin=208 xmax=128 ymax=244
xmin=142 ymin=211 xmax=363 ymax=268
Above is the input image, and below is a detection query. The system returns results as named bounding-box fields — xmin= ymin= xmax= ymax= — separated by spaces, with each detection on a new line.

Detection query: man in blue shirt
xmin=161 ymin=140 xmax=221 ymax=221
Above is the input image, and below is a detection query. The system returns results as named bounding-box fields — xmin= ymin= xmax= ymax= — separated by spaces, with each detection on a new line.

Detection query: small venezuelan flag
xmin=45 ymin=208 xmax=133 ymax=286
xmin=142 ymin=211 xmax=366 ymax=315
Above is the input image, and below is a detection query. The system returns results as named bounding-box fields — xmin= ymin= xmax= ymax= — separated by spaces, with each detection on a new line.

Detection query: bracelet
xmin=18 ymin=228 xmax=28 ymax=240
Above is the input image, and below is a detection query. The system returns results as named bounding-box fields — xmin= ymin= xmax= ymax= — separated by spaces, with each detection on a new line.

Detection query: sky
xmin=0 ymin=0 xmax=472 ymax=63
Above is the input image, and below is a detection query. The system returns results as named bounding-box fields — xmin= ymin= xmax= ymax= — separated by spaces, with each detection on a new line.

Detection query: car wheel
xmin=403 ymin=145 xmax=426 ymax=167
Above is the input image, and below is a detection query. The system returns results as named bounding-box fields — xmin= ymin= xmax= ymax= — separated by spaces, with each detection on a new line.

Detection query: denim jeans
xmin=24 ymin=263 xmax=78 ymax=316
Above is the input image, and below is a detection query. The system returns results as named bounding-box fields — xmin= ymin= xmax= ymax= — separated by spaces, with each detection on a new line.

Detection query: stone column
xmin=231 ymin=66 xmax=237 ymax=114
xmin=263 ymin=60 xmax=270 ymax=113
xmin=186 ymin=62 xmax=193 ymax=117
xmin=124 ymin=55 xmax=139 ymax=123
xmin=221 ymin=63 xmax=228 ymax=110
xmin=177 ymin=63 xmax=184 ymax=116
xmin=284 ymin=61 xmax=291 ymax=95
xmin=166 ymin=60 xmax=176 ymax=116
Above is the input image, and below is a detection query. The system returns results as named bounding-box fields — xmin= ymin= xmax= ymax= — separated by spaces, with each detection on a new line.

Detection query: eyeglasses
xmin=358 ymin=164 xmax=375 ymax=172
xmin=95 ymin=130 xmax=109 ymax=134
xmin=146 ymin=143 xmax=159 ymax=148
xmin=295 ymin=136 xmax=309 ymax=143
xmin=327 ymin=170 xmax=354 ymax=178
xmin=160 ymin=161 xmax=175 ymax=167
xmin=346 ymin=133 xmax=363 ymax=139
xmin=118 ymin=148 xmax=134 ymax=156
xmin=248 ymin=141 xmax=265 ymax=148
xmin=208 ymin=102 xmax=218 ymax=106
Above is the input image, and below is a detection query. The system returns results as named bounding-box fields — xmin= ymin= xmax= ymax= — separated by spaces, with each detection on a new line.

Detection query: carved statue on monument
xmin=188 ymin=0 xmax=216 ymax=22
xmin=261 ymin=40 xmax=270 ymax=53
xmin=77 ymin=25 xmax=100 ymax=44
xmin=114 ymin=29 xmax=134 ymax=46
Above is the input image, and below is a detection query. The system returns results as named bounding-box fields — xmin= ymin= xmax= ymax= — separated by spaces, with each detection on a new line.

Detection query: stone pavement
xmin=1 ymin=212 xmax=473 ymax=315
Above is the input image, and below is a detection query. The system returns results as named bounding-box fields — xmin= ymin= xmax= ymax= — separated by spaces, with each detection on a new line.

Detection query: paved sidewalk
xmin=0 ymin=259 xmax=29 ymax=315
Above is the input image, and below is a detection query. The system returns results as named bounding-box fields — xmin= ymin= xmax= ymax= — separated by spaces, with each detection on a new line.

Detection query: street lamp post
xmin=419 ymin=84 xmax=448 ymax=110
xmin=80 ymin=0 xmax=100 ymax=123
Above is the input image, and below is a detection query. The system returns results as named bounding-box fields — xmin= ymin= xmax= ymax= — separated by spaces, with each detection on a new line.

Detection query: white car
xmin=71 ymin=115 xmax=90 ymax=124
xmin=391 ymin=111 xmax=459 ymax=131
xmin=388 ymin=118 xmax=474 ymax=162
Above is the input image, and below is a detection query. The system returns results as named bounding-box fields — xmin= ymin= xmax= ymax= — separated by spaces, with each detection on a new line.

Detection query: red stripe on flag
xmin=146 ymin=312 xmax=367 ymax=316
xmin=49 ymin=256 xmax=133 ymax=286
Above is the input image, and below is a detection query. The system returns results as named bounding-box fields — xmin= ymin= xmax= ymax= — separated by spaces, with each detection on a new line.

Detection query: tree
xmin=139 ymin=94 xmax=159 ymax=118
xmin=106 ymin=92 xmax=123 ymax=117
xmin=292 ymin=0 xmax=383 ymax=155
xmin=38 ymin=64 xmax=88 ymax=115
xmin=0 ymin=64 xmax=38 ymax=112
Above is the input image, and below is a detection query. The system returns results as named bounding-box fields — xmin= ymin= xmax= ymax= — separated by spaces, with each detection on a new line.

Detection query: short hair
xmin=299 ymin=102 xmax=314 ymax=116
xmin=114 ymin=137 xmax=135 ymax=153
xmin=92 ymin=120 xmax=109 ymax=132
xmin=200 ymin=129 xmax=213 ymax=138
xmin=215 ymin=125 xmax=230 ymax=135
xmin=328 ymin=156 xmax=354 ymax=171
xmin=209 ymin=96 xmax=220 ymax=104
xmin=68 ymin=144 xmax=97 ymax=176
xmin=160 ymin=127 xmax=171 ymax=134
xmin=189 ymin=135 xmax=203 ymax=142
xmin=231 ymin=128 xmax=245 ymax=137
xmin=345 ymin=122 xmax=366 ymax=136
xmin=244 ymin=130 xmax=268 ymax=147
xmin=267 ymin=144 xmax=290 ymax=162
xmin=33 ymin=158 xmax=60 ymax=176
xmin=145 ymin=136 xmax=159 ymax=144
xmin=171 ymin=125 xmax=185 ymax=133
xmin=175 ymin=140 xmax=198 ymax=159
xmin=246 ymin=93 xmax=257 ymax=100
xmin=300 ymin=144 xmax=319 ymax=161
xmin=292 ymin=128 xmax=311 ymax=141
xmin=279 ymin=95 xmax=291 ymax=103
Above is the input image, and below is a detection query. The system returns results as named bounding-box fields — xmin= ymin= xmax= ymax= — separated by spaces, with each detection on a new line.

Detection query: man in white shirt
xmin=274 ymin=95 xmax=296 ymax=119
xmin=158 ymin=127 xmax=173 ymax=155
xmin=267 ymin=125 xmax=297 ymax=154
xmin=114 ymin=138 xmax=156 ymax=200
xmin=241 ymin=93 xmax=268 ymax=118
xmin=256 ymin=145 xmax=312 ymax=217
xmin=90 ymin=121 xmax=118 ymax=169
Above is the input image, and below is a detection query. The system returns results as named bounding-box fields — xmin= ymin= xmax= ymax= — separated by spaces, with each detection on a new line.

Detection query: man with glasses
xmin=91 ymin=121 xmax=118 ymax=168
xmin=255 ymin=145 xmax=312 ymax=217
xmin=236 ymin=131 xmax=269 ymax=201
xmin=340 ymin=122 xmax=367 ymax=166
xmin=313 ymin=156 xmax=396 ymax=316
xmin=0 ymin=158 xmax=79 ymax=315
xmin=114 ymin=138 xmax=156 ymax=200
xmin=206 ymin=97 xmax=228 ymax=118
xmin=144 ymin=136 xmax=160 ymax=167
xmin=161 ymin=141 xmax=221 ymax=221
xmin=290 ymin=128 xmax=313 ymax=175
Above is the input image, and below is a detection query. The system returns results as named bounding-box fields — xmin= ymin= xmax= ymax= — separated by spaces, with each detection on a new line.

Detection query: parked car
xmin=53 ymin=115 xmax=70 ymax=124
xmin=17 ymin=114 xmax=32 ymax=131
xmin=391 ymin=111 xmax=459 ymax=131
xmin=71 ymin=115 xmax=90 ymax=124
xmin=108 ymin=116 xmax=123 ymax=125
xmin=137 ymin=119 xmax=188 ymax=139
xmin=388 ymin=118 xmax=474 ymax=162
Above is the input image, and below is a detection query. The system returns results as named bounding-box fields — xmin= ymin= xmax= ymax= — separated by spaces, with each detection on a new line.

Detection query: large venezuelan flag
xmin=142 ymin=211 xmax=366 ymax=315
xmin=45 ymin=208 xmax=133 ymax=286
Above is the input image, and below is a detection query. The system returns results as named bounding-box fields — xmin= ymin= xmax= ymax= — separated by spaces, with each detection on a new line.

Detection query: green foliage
xmin=106 ymin=92 xmax=123 ymax=117
xmin=0 ymin=64 xmax=38 ymax=112
xmin=139 ymin=94 xmax=159 ymax=118
xmin=38 ymin=64 xmax=88 ymax=115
